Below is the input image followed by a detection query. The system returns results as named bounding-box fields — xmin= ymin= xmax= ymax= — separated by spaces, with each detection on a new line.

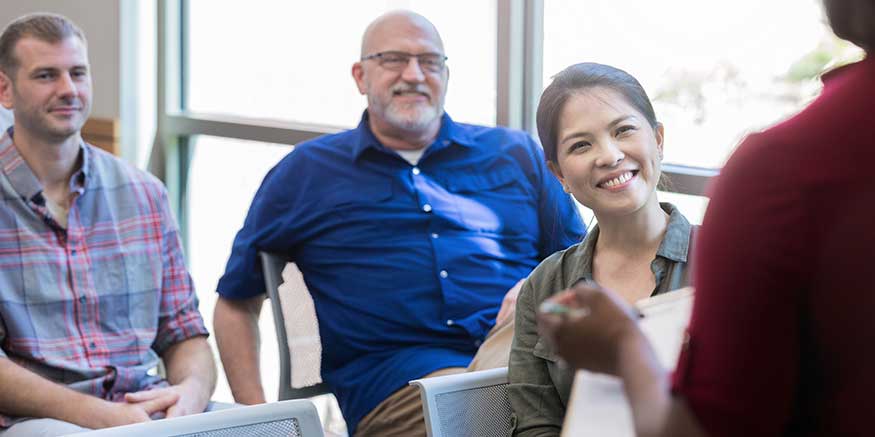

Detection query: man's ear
xmin=352 ymin=62 xmax=367 ymax=95
xmin=0 ymin=71 xmax=14 ymax=110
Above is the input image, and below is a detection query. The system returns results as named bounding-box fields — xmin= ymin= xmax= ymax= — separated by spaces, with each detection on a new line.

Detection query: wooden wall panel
xmin=81 ymin=117 xmax=119 ymax=156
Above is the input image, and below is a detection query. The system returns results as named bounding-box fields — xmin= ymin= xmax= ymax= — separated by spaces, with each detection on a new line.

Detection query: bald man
xmin=213 ymin=11 xmax=584 ymax=435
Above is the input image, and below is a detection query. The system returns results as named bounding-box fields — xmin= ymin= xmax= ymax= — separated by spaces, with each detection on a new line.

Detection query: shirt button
xmin=422 ymin=204 xmax=433 ymax=213
xmin=442 ymin=140 xmax=451 ymax=146
xmin=78 ymin=296 xmax=86 ymax=303
xmin=412 ymin=167 xmax=421 ymax=175
xmin=439 ymin=270 xmax=448 ymax=278
xmin=431 ymin=233 xmax=439 ymax=239
xmin=446 ymin=319 xmax=455 ymax=326
xmin=89 ymin=342 xmax=96 ymax=349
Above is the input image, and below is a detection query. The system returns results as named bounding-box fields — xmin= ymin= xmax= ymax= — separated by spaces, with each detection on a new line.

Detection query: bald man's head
xmin=352 ymin=10 xmax=449 ymax=147
xmin=360 ymin=10 xmax=444 ymax=58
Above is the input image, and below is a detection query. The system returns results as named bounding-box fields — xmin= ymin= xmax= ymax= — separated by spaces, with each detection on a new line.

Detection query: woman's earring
xmin=562 ymin=183 xmax=571 ymax=193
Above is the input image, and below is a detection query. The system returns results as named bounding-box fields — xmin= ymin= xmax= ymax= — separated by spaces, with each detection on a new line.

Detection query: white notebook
xmin=561 ymin=287 xmax=694 ymax=437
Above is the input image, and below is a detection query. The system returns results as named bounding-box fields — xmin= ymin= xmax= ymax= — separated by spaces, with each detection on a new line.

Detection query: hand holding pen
xmin=536 ymin=280 xmax=643 ymax=375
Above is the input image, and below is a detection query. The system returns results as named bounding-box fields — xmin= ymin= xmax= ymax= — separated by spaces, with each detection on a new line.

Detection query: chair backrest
xmin=67 ymin=399 xmax=325 ymax=437
xmin=260 ymin=251 xmax=329 ymax=400
xmin=409 ymin=367 xmax=513 ymax=437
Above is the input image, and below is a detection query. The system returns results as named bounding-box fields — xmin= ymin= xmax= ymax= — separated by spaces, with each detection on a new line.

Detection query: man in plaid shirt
xmin=0 ymin=14 xmax=215 ymax=436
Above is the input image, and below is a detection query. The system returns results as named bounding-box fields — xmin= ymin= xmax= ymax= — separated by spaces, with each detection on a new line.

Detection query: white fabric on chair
xmin=278 ymin=262 xmax=323 ymax=389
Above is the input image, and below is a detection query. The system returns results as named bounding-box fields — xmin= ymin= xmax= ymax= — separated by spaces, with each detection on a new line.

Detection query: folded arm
xmin=0 ymin=358 xmax=178 ymax=429
xmin=126 ymin=335 xmax=217 ymax=418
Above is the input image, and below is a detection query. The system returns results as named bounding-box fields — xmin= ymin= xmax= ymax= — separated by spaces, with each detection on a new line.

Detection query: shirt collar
xmin=568 ymin=202 xmax=692 ymax=283
xmin=655 ymin=202 xmax=693 ymax=263
xmin=820 ymin=55 xmax=874 ymax=88
xmin=351 ymin=110 xmax=477 ymax=161
xmin=0 ymin=127 xmax=90 ymax=202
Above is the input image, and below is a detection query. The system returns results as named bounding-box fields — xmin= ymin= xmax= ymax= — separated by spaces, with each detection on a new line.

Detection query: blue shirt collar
xmin=351 ymin=110 xmax=477 ymax=161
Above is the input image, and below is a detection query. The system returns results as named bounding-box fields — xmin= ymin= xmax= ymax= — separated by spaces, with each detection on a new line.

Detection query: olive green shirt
xmin=507 ymin=202 xmax=694 ymax=437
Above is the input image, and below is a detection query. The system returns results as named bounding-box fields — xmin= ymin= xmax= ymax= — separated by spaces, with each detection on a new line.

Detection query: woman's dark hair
xmin=537 ymin=62 xmax=658 ymax=164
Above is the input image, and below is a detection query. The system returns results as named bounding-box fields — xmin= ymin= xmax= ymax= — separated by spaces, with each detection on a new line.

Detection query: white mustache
xmin=391 ymin=85 xmax=430 ymax=97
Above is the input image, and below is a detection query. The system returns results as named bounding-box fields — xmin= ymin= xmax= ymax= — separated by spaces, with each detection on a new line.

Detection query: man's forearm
xmin=162 ymin=336 xmax=216 ymax=404
xmin=618 ymin=329 xmax=706 ymax=437
xmin=214 ymin=296 xmax=267 ymax=404
xmin=0 ymin=357 xmax=110 ymax=428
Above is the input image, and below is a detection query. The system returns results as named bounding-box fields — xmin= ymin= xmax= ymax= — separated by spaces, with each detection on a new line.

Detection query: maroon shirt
xmin=673 ymin=56 xmax=875 ymax=436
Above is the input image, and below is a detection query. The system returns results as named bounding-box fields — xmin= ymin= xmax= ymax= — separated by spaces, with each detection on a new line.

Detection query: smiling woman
xmin=507 ymin=63 xmax=696 ymax=437
xmin=551 ymin=88 xmax=664 ymax=220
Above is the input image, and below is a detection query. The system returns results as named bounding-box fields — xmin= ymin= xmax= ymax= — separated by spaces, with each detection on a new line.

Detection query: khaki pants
xmin=355 ymin=318 xmax=515 ymax=437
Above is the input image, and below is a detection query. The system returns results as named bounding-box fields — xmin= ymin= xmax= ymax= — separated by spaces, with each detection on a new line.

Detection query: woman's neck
xmin=594 ymin=197 xmax=670 ymax=256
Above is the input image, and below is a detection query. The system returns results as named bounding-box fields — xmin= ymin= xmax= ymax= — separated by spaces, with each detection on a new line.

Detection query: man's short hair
xmin=0 ymin=13 xmax=87 ymax=76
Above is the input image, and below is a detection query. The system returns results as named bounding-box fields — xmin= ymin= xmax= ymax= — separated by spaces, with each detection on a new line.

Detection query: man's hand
xmin=537 ymin=281 xmax=640 ymax=374
xmin=496 ymin=279 xmax=525 ymax=326
xmin=125 ymin=380 xmax=209 ymax=419
xmin=85 ymin=392 xmax=179 ymax=429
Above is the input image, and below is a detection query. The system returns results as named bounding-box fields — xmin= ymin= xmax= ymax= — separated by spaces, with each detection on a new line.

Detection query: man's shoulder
xmin=453 ymin=121 xmax=534 ymax=149
xmin=526 ymin=242 xmax=587 ymax=298
xmin=86 ymin=144 xmax=166 ymax=197
xmin=450 ymin=122 xmax=544 ymax=172
xmin=295 ymin=128 xmax=361 ymax=153
xmin=270 ymin=128 xmax=360 ymax=169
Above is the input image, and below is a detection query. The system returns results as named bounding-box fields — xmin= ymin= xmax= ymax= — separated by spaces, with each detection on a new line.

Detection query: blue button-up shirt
xmin=217 ymin=112 xmax=585 ymax=431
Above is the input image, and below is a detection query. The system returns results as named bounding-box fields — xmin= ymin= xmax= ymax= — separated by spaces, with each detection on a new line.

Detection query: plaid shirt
xmin=0 ymin=130 xmax=208 ymax=426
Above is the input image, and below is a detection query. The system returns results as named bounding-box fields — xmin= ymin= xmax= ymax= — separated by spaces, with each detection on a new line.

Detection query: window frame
xmin=153 ymin=0 xmax=715 ymax=242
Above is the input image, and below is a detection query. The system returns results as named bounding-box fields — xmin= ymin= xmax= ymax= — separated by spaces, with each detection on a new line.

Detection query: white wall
xmin=0 ymin=1 xmax=155 ymax=166
xmin=0 ymin=0 xmax=121 ymax=119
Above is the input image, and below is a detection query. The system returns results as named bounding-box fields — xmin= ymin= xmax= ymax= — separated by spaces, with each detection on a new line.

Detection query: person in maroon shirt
xmin=536 ymin=1 xmax=875 ymax=436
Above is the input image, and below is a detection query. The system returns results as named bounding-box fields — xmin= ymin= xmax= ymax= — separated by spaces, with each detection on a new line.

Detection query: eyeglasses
xmin=361 ymin=51 xmax=448 ymax=73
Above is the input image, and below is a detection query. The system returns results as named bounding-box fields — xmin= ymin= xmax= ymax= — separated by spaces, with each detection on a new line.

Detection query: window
xmin=158 ymin=0 xmax=863 ymax=421
xmin=543 ymin=0 xmax=863 ymax=169
xmin=187 ymin=136 xmax=291 ymax=403
xmin=186 ymin=0 xmax=497 ymax=127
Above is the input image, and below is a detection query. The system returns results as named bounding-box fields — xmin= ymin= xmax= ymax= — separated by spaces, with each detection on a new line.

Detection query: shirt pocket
xmin=533 ymin=337 xmax=561 ymax=363
xmin=95 ymin=235 xmax=161 ymax=352
xmin=319 ymin=178 xmax=394 ymax=212
xmin=443 ymin=167 xmax=535 ymax=233
xmin=313 ymin=178 xmax=396 ymax=245
xmin=534 ymin=337 xmax=576 ymax=404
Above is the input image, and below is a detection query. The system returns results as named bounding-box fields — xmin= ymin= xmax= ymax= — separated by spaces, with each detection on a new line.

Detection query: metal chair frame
xmin=259 ymin=251 xmax=329 ymax=400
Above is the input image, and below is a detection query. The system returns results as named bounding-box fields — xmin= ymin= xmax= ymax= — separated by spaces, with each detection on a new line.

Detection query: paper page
xmin=561 ymin=287 xmax=694 ymax=437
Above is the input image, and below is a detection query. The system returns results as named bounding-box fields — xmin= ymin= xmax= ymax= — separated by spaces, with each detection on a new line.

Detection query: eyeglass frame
xmin=360 ymin=51 xmax=448 ymax=73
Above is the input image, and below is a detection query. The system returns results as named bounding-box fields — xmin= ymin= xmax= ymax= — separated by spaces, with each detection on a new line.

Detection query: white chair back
xmin=67 ymin=399 xmax=324 ymax=437
xmin=410 ymin=367 xmax=512 ymax=437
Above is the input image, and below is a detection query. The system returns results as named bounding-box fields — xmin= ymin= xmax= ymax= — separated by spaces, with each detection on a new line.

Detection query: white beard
xmin=383 ymin=101 xmax=441 ymax=132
